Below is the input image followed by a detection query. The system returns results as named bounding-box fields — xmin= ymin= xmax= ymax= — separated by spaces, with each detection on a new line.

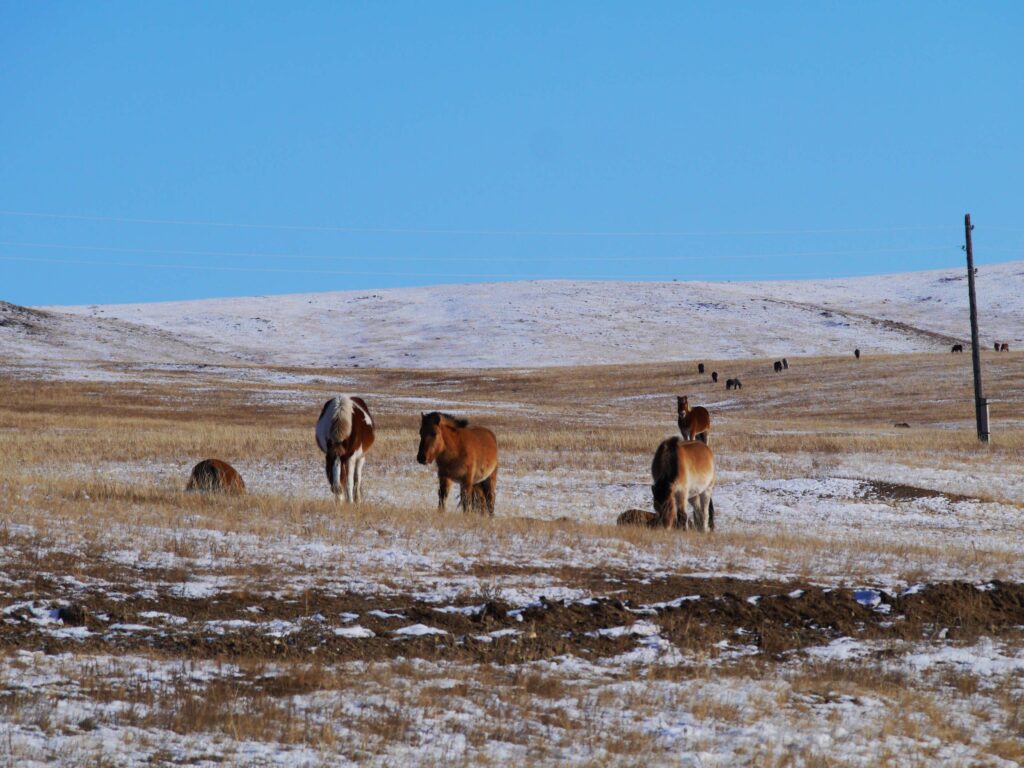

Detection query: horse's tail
xmin=708 ymin=497 xmax=715 ymax=531
xmin=330 ymin=456 xmax=342 ymax=494
xmin=316 ymin=396 xmax=354 ymax=453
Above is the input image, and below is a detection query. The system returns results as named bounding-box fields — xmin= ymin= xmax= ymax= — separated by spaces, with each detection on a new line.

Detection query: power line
xmin=0 ymin=240 xmax=974 ymax=264
xmin=0 ymin=209 xmax=962 ymax=237
xmin=0 ymin=253 xmax=988 ymax=282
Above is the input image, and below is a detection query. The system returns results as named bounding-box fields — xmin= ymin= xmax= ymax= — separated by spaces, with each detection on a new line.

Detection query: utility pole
xmin=964 ymin=213 xmax=989 ymax=442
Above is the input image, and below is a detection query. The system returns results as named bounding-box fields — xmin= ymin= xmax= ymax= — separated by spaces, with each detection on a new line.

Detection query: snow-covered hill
xmin=8 ymin=261 xmax=1023 ymax=369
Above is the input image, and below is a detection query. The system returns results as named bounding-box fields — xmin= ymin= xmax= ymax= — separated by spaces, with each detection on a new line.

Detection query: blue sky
xmin=1 ymin=2 xmax=1022 ymax=305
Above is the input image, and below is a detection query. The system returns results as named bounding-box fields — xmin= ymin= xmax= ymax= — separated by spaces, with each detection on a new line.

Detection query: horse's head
xmin=677 ymin=396 xmax=688 ymax=414
xmin=419 ymin=412 xmax=454 ymax=465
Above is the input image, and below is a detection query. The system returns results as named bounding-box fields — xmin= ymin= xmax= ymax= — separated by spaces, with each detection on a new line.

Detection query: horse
xmin=854 ymin=348 xmax=861 ymax=359
xmin=994 ymin=342 xmax=1001 ymax=352
xmin=951 ymin=344 xmax=963 ymax=354
xmin=726 ymin=378 xmax=742 ymax=391
xmin=186 ymin=459 xmax=245 ymax=494
xmin=616 ymin=508 xmax=657 ymax=527
xmin=677 ymin=396 xmax=711 ymax=444
xmin=316 ymin=396 xmax=375 ymax=503
xmin=417 ymin=412 xmax=498 ymax=514
xmin=698 ymin=363 xmax=705 ymax=374
xmin=773 ymin=360 xmax=783 ymax=373
xmin=782 ymin=358 xmax=789 ymax=370
xmin=1001 ymin=343 xmax=1010 ymax=352
xmin=651 ymin=437 xmax=715 ymax=531
xmin=711 ymin=371 xmax=719 ymax=383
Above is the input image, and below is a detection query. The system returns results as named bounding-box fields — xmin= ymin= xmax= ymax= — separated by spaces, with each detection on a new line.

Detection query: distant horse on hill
xmin=651 ymin=437 xmax=715 ymax=531
xmin=698 ymin=363 xmax=705 ymax=374
xmin=854 ymin=348 xmax=861 ymax=359
xmin=316 ymin=395 xmax=375 ymax=503
xmin=726 ymin=378 xmax=742 ymax=390
xmin=417 ymin=412 xmax=498 ymax=515
xmin=1000 ymin=342 xmax=1010 ymax=352
xmin=951 ymin=344 xmax=964 ymax=354
xmin=677 ymin=396 xmax=711 ymax=444
xmin=773 ymin=361 xmax=783 ymax=373
xmin=711 ymin=371 xmax=718 ymax=383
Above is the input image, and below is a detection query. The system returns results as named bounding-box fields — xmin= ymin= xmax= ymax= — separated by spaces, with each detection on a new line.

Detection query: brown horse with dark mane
xmin=316 ymin=395 xmax=375 ymax=503
xmin=677 ymin=396 xmax=710 ymax=444
xmin=417 ymin=412 xmax=498 ymax=514
xmin=186 ymin=459 xmax=245 ymax=494
xmin=651 ymin=437 xmax=715 ymax=531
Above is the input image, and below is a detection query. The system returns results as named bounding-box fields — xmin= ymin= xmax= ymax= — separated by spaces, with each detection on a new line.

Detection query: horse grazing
xmin=782 ymin=358 xmax=789 ymax=370
xmin=186 ymin=459 xmax=245 ymax=494
xmin=677 ymin=396 xmax=711 ymax=444
xmin=651 ymin=437 xmax=715 ymax=531
xmin=854 ymin=348 xmax=861 ymax=359
xmin=616 ymin=508 xmax=657 ymax=527
xmin=726 ymin=378 xmax=742 ymax=391
xmin=417 ymin=412 xmax=498 ymax=514
xmin=773 ymin=360 xmax=783 ymax=373
xmin=711 ymin=371 xmax=719 ymax=383
xmin=698 ymin=362 xmax=705 ymax=375
xmin=316 ymin=396 xmax=375 ymax=503
xmin=951 ymin=344 xmax=964 ymax=354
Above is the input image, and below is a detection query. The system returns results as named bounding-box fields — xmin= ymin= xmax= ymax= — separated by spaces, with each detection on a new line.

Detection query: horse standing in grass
xmin=186 ymin=459 xmax=245 ymax=494
xmin=677 ymin=396 xmax=711 ymax=444
xmin=1001 ymin=343 xmax=1010 ymax=352
xmin=316 ymin=395 xmax=375 ymax=503
xmin=951 ymin=344 xmax=964 ymax=354
xmin=417 ymin=412 xmax=498 ymax=515
xmin=651 ymin=437 xmax=715 ymax=531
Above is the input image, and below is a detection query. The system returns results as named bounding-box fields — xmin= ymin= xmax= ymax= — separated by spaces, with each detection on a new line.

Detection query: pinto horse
xmin=677 ymin=396 xmax=710 ymax=444
xmin=651 ymin=436 xmax=715 ymax=531
xmin=316 ymin=396 xmax=375 ymax=503
xmin=417 ymin=412 xmax=498 ymax=514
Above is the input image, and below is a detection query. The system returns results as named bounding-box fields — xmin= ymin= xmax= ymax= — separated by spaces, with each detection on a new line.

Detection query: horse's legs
xmin=437 ymin=476 xmax=451 ymax=511
xmin=480 ymin=470 xmax=497 ymax=516
xmin=353 ymin=456 xmax=366 ymax=503
xmin=460 ymin=477 xmax=475 ymax=513
xmin=658 ymin=492 xmax=678 ymax=529
xmin=692 ymin=493 xmax=711 ymax=532
xmin=675 ymin=489 xmax=691 ymax=529
xmin=326 ymin=453 xmax=343 ymax=502
xmin=343 ymin=456 xmax=354 ymax=503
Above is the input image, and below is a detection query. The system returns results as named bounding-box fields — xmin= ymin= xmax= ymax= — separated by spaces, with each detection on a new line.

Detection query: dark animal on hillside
xmin=677 ymin=396 xmax=711 ymax=444
xmin=316 ymin=395 xmax=375 ymax=503
xmin=616 ymin=508 xmax=657 ymax=527
xmin=951 ymin=344 xmax=963 ymax=354
xmin=994 ymin=342 xmax=1001 ymax=352
xmin=417 ymin=412 xmax=499 ymax=514
xmin=854 ymin=348 xmax=861 ymax=359
xmin=773 ymin=361 xmax=783 ymax=373
xmin=651 ymin=437 xmax=715 ymax=531
xmin=186 ymin=459 xmax=245 ymax=494
xmin=1001 ymin=343 xmax=1010 ymax=352
xmin=698 ymin=363 xmax=705 ymax=374
xmin=782 ymin=358 xmax=789 ymax=370
xmin=711 ymin=371 xmax=718 ymax=383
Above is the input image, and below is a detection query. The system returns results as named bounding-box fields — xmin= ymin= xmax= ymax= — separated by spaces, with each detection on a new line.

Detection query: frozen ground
xmin=7 ymin=259 xmax=1021 ymax=369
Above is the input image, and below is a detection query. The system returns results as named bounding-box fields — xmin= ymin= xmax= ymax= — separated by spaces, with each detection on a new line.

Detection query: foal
xmin=316 ymin=396 xmax=375 ymax=503
xmin=677 ymin=396 xmax=711 ymax=444
xmin=417 ymin=412 xmax=499 ymax=514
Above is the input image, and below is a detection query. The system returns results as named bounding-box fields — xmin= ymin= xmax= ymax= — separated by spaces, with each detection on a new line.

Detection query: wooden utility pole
xmin=964 ymin=213 xmax=989 ymax=442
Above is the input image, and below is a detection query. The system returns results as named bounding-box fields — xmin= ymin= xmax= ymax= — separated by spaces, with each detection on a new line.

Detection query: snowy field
xmin=5 ymin=259 xmax=1021 ymax=369
xmin=2 ymin=270 xmax=1024 ymax=765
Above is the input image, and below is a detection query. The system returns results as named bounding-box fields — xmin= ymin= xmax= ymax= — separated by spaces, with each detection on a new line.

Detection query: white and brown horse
xmin=316 ymin=396 xmax=375 ymax=503
xmin=677 ymin=396 xmax=711 ymax=444
xmin=651 ymin=436 xmax=715 ymax=531
xmin=417 ymin=412 xmax=498 ymax=514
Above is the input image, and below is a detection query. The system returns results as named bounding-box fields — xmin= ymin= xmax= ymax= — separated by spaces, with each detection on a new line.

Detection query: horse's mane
xmin=426 ymin=411 xmax=469 ymax=428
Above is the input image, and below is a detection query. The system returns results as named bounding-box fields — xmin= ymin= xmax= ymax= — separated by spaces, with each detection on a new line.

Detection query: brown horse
xmin=1001 ymin=343 xmax=1010 ymax=352
xmin=186 ymin=459 xmax=245 ymax=494
xmin=316 ymin=395 xmax=375 ymax=503
xmin=651 ymin=437 xmax=715 ymax=531
xmin=677 ymin=396 xmax=710 ymax=444
xmin=617 ymin=508 xmax=657 ymax=527
xmin=417 ymin=412 xmax=498 ymax=514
